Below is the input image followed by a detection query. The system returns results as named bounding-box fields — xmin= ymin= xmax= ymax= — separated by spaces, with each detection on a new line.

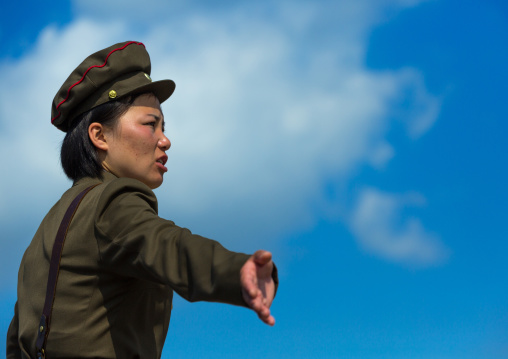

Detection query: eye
xmin=145 ymin=121 xmax=156 ymax=128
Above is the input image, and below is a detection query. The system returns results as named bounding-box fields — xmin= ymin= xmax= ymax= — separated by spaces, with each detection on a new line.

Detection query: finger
xmin=258 ymin=308 xmax=275 ymax=326
xmin=253 ymin=250 xmax=272 ymax=265
xmin=262 ymin=313 xmax=275 ymax=326
xmin=243 ymin=286 xmax=276 ymax=326
xmin=241 ymin=277 xmax=257 ymax=298
xmin=240 ymin=265 xmax=259 ymax=298
xmin=266 ymin=315 xmax=275 ymax=326
xmin=250 ymin=293 xmax=265 ymax=312
xmin=242 ymin=285 xmax=263 ymax=311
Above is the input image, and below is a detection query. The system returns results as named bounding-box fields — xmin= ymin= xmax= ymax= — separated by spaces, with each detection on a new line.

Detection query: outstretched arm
xmin=240 ymin=250 xmax=277 ymax=326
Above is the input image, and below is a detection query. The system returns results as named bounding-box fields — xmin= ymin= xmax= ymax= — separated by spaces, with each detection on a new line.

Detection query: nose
xmin=158 ymin=134 xmax=171 ymax=151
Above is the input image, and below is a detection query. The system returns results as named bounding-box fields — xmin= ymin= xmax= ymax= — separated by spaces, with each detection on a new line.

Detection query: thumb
xmin=253 ymin=250 xmax=272 ymax=266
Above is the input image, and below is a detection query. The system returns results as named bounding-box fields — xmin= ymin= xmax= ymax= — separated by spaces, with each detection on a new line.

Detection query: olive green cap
xmin=51 ymin=41 xmax=175 ymax=132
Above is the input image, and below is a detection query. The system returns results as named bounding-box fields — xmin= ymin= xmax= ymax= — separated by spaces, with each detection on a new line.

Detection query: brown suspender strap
xmin=36 ymin=184 xmax=99 ymax=359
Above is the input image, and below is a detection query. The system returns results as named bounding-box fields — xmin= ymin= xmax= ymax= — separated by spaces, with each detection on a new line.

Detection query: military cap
xmin=51 ymin=41 xmax=175 ymax=132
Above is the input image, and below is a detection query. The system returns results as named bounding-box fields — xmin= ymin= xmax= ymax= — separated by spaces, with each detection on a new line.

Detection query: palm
xmin=240 ymin=250 xmax=276 ymax=325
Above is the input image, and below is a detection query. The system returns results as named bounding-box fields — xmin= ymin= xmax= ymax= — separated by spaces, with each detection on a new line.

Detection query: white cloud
xmin=349 ymin=188 xmax=448 ymax=266
xmin=0 ymin=20 xmax=128 ymax=210
xmin=0 ymin=0 xmax=441 ymax=262
xmin=390 ymin=68 xmax=442 ymax=138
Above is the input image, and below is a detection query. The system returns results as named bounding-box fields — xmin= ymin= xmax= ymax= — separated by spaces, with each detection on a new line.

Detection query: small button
xmin=109 ymin=90 xmax=117 ymax=99
xmin=39 ymin=325 xmax=44 ymax=333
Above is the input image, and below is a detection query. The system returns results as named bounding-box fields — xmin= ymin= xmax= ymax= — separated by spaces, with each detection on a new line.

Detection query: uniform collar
xmin=72 ymin=171 xmax=118 ymax=188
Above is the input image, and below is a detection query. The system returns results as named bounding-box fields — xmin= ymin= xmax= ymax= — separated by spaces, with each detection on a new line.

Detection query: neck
xmin=101 ymin=161 xmax=118 ymax=177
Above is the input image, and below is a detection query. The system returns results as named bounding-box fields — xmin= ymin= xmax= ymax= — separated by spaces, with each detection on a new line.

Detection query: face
xmin=101 ymin=94 xmax=170 ymax=189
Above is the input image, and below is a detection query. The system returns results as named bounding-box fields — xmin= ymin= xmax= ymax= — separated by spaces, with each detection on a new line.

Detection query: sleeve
xmin=94 ymin=178 xmax=251 ymax=307
xmin=6 ymin=301 xmax=21 ymax=359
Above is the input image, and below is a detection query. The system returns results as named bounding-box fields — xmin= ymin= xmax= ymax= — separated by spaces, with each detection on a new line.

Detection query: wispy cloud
xmin=349 ymin=188 xmax=449 ymax=266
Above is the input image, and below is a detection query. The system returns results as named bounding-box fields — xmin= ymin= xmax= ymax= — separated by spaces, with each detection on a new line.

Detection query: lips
xmin=156 ymin=154 xmax=168 ymax=172
xmin=156 ymin=155 xmax=168 ymax=165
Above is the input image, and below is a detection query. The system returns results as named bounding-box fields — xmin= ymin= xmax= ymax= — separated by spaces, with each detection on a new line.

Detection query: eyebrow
xmin=147 ymin=113 xmax=162 ymax=121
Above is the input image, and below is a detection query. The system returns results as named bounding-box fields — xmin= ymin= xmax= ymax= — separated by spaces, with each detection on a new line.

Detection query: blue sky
xmin=0 ymin=0 xmax=506 ymax=358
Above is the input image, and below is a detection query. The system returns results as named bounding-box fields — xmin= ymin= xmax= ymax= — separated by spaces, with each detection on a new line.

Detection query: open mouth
xmin=155 ymin=155 xmax=168 ymax=173
xmin=156 ymin=155 xmax=168 ymax=166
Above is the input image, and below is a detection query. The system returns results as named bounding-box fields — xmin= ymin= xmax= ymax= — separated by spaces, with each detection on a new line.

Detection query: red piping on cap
xmin=51 ymin=41 xmax=145 ymax=125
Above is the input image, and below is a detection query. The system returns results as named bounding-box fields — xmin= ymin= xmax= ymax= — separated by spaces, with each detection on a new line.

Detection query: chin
xmin=149 ymin=183 xmax=163 ymax=190
xmin=146 ymin=177 xmax=164 ymax=190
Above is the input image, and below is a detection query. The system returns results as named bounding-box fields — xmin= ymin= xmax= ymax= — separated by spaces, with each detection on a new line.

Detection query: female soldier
xmin=7 ymin=41 xmax=277 ymax=358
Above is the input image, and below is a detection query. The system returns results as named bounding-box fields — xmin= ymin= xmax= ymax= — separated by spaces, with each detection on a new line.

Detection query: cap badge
xmin=108 ymin=90 xmax=117 ymax=99
xmin=144 ymin=73 xmax=152 ymax=82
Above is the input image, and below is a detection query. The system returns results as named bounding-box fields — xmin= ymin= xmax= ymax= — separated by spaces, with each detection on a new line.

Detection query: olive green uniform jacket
xmin=7 ymin=172 xmax=266 ymax=358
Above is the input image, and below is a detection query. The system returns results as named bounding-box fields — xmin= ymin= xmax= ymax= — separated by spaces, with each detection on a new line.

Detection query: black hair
xmin=60 ymin=95 xmax=139 ymax=182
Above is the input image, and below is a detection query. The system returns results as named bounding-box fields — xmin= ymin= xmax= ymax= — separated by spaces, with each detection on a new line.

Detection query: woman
xmin=7 ymin=41 xmax=277 ymax=358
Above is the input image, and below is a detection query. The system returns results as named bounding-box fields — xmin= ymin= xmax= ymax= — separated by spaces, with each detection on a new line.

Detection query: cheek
xmin=123 ymin=133 xmax=154 ymax=161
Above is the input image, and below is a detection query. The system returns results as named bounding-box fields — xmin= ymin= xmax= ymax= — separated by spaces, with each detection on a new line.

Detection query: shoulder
xmin=73 ymin=173 xmax=159 ymax=212
xmin=91 ymin=176 xmax=172 ymax=247
xmin=95 ymin=176 xmax=159 ymax=215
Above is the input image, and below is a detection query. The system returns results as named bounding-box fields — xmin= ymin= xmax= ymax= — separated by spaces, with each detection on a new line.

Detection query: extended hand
xmin=240 ymin=250 xmax=276 ymax=326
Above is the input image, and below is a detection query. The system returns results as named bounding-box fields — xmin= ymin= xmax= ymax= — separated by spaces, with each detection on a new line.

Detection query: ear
xmin=88 ymin=122 xmax=109 ymax=151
